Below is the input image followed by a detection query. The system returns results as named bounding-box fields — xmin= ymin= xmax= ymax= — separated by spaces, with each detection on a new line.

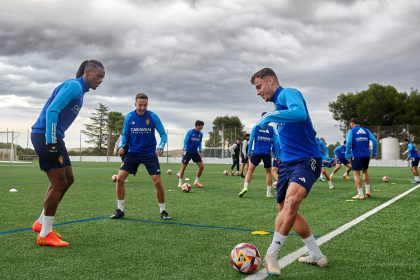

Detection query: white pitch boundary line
xmin=246 ymin=183 xmax=420 ymax=280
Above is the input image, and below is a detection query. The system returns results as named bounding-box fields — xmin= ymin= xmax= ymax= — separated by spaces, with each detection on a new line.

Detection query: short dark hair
xmin=403 ymin=138 xmax=409 ymax=142
xmin=76 ymin=59 xmax=104 ymax=78
xmin=344 ymin=140 xmax=347 ymax=145
xmin=261 ymin=112 xmax=267 ymax=117
xmin=244 ymin=133 xmax=250 ymax=138
xmin=135 ymin=92 xmax=148 ymax=100
xmin=250 ymin=68 xmax=278 ymax=84
xmin=195 ymin=120 xmax=204 ymax=127
xmin=350 ymin=117 xmax=360 ymax=124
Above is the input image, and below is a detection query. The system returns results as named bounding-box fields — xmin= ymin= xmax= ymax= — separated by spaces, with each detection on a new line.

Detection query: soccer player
xmin=177 ymin=120 xmax=205 ymax=188
xmin=250 ymin=68 xmax=327 ymax=276
xmin=110 ymin=93 xmax=171 ymax=220
xmin=240 ymin=133 xmax=250 ymax=178
xmin=316 ymin=136 xmax=334 ymax=189
xmin=402 ymin=138 xmax=420 ymax=183
xmin=345 ymin=118 xmax=377 ymax=200
xmin=229 ymin=138 xmax=241 ymax=175
xmin=330 ymin=141 xmax=352 ymax=180
xmin=238 ymin=113 xmax=280 ymax=198
xmin=31 ymin=60 xmax=105 ymax=247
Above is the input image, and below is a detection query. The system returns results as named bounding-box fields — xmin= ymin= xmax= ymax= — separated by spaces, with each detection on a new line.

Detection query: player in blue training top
xmin=402 ymin=138 xmax=420 ymax=183
xmin=110 ymin=93 xmax=171 ymax=220
xmin=345 ymin=117 xmax=377 ymax=200
xmin=176 ymin=120 xmax=205 ymax=188
xmin=316 ymin=136 xmax=334 ymax=189
xmin=31 ymin=60 xmax=105 ymax=247
xmin=238 ymin=113 xmax=280 ymax=198
xmin=250 ymin=68 xmax=327 ymax=276
xmin=330 ymin=140 xmax=352 ymax=180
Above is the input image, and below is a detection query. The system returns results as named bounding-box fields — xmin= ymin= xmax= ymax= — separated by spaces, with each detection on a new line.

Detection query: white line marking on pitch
xmin=246 ymin=184 xmax=420 ymax=280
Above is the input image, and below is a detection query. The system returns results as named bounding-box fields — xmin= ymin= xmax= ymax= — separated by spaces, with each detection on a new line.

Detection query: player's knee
xmin=284 ymin=196 xmax=301 ymax=212
xmin=116 ymin=176 xmax=125 ymax=184
xmin=66 ymin=177 xmax=74 ymax=188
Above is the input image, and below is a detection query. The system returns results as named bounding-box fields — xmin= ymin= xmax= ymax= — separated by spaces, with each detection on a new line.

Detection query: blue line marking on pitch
xmin=0 ymin=216 xmax=316 ymax=238
xmin=0 ymin=216 xmax=107 ymax=236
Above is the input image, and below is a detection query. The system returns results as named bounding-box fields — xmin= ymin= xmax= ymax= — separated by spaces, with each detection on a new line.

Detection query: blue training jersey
xmin=120 ymin=110 xmax=167 ymax=156
xmin=334 ymin=145 xmax=346 ymax=158
xmin=407 ymin=143 xmax=420 ymax=159
xmin=183 ymin=129 xmax=203 ymax=153
xmin=31 ymin=77 xmax=89 ymax=144
xmin=316 ymin=138 xmax=329 ymax=160
xmin=345 ymin=125 xmax=377 ymax=158
xmin=256 ymin=86 xmax=321 ymax=163
xmin=247 ymin=125 xmax=280 ymax=156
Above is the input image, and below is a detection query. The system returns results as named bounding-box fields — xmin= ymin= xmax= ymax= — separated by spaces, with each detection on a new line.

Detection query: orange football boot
xmin=36 ymin=232 xmax=69 ymax=247
xmin=32 ymin=220 xmax=62 ymax=239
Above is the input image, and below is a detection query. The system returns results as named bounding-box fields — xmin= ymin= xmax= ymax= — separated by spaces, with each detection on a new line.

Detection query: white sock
xmin=40 ymin=215 xmax=54 ymax=238
xmin=37 ymin=209 xmax=45 ymax=223
xmin=415 ymin=176 xmax=419 ymax=181
xmin=195 ymin=177 xmax=200 ymax=183
xmin=357 ymin=187 xmax=364 ymax=196
xmin=328 ymin=181 xmax=333 ymax=187
xmin=320 ymin=174 xmax=325 ymax=179
xmin=266 ymin=232 xmax=287 ymax=256
xmin=330 ymin=173 xmax=334 ymax=178
xmin=178 ymin=178 xmax=183 ymax=184
xmin=159 ymin=203 xmax=166 ymax=212
xmin=266 ymin=186 xmax=272 ymax=195
xmin=117 ymin=200 xmax=125 ymax=212
xmin=243 ymin=182 xmax=249 ymax=190
xmin=302 ymin=234 xmax=323 ymax=259
xmin=365 ymin=184 xmax=370 ymax=193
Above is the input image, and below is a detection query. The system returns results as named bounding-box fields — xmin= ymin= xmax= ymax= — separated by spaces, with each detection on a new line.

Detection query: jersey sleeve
xmin=45 ymin=82 xmax=82 ymax=144
xmin=119 ymin=113 xmax=131 ymax=148
xmin=247 ymin=126 xmax=256 ymax=156
xmin=272 ymin=127 xmax=281 ymax=160
xmin=198 ymin=132 xmax=203 ymax=153
xmin=183 ymin=130 xmax=193 ymax=151
xmin=333 ymin=146 xmax=340 ymax=157
xmin=368 ymin=130 xmax=377 ymax=157
xmin=256 ymin=89 xmax=307 ymax=129
xmin=345 ymin=130 xmax=353 ymax=158
xmin=151 ymin=112 xmax=167 ymax=150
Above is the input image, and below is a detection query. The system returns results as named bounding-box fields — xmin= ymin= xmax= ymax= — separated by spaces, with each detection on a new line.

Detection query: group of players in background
xmin=29 ymin=61 xmax=420 ymax=277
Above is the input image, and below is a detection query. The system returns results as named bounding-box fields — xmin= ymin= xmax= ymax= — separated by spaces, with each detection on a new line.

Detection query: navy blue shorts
xmin=121 ymin=153 xmax=161 ymax=176
xmin=277 ymin=158 xmax=321 ymax=203
xmin=337 ymin=157 xmax=350 ymax=165
xmin=352 ymin=157 xmax=370 ymax=171
xmin=31 ymin=133 xmax=71 ymax=171
xmin=182 ymin=152 xmax=202 ymax=164
xmin=411 ymin=158 xmax=420 ymax=167
xmin=272 ymin=158 xmax=280 ymax=169
xmin=250 ymin=154 xmax=272 ymax=168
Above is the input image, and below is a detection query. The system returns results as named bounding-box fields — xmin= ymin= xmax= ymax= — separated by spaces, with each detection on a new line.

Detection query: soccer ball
xmin=230 ymin=243 xmax=260 ymax=274
xmin=167 ymin=169 xmax=173 ymax=175
xmin=182 ymin=183 xmax=192 ymax=192
xmin=223 ymin=170 xmax=229 ymax=175
xmin=382 ymin=176 xmax=389 ymax=182
xmin=111 ymin=175 xmax=118 ymax=182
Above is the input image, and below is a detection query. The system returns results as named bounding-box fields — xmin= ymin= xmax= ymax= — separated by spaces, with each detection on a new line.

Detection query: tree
xmin=329 ymin=84 xmax=408 ymax=139
xmin=82 ymin=103 xmax=109 ymax=156
xmin=107 ymin=111 xmax=125 ymax=156
xmin=205 ymin=115 xmax=246 ymax=148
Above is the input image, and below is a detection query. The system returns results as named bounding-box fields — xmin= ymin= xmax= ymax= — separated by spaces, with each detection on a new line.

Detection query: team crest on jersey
xmin=146 ymin=118 xmax=150 ymax=125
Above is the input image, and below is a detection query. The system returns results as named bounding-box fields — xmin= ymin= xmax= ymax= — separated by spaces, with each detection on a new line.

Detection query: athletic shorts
xmin=31 ymin=133 xmax=71 ymax=171
xmin=352 ymin=157 xmax=370 ymax=171
xmin=250 ymin=154 xmax=272 ymax=168
xmin=277 ymin=158 xmax=321 ymax=203
xmin=182 ymin=152 xmax=202 ymax=164
xmin=336 ymin=157 xmax=350 ymax=165
xmin=241 ymin=154 xmax=248 ymax=164
xmin=272 ymin=158 xmax=280 ymax=169
xmin=411 ymin=158 xmax=420 ymax=167
xmin=121 ymin=153 xmax=161 ymax=175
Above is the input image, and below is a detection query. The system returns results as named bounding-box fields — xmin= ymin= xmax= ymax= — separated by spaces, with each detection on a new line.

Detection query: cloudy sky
xmin=1 ymin=0 xmax=419 ymax=150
